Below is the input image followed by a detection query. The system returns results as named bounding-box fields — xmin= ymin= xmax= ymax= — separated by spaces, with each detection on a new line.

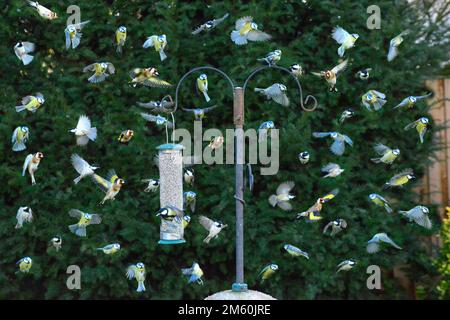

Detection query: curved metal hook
xmin=242 ymin=65 xmax=317 ymax=112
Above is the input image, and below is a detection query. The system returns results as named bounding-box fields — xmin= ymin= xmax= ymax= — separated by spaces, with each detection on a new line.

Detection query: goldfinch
xmin=231 ymin=16 xmax=271 ymax=45
xmin=143 ymin=34 xmax=167 ymax=61
xmin=22 ymin=152 xmax=43 ymax=185
xmin=92 ymin=170 xmax=125 ymax=205
xmin=118 ymin=130 xmax=134 ymax=144
xmin=311 ymin=59 xmax=348 ymax=92
xmin=12 ymin=126 xmax=30 ymax=152
xmin=15 ymin=93 xmax=45 ymax=113
xmin=297 ymin=189 xmax=339 ymax=222
xmin=83 ymin=62 xmax=115 ymax=83
xmin=130 ymin=67 xmax=172 ymax=88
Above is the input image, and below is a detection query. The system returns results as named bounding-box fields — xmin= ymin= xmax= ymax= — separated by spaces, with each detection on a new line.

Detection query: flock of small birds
xmin=10 ymin=1 xmax=434 ymax=292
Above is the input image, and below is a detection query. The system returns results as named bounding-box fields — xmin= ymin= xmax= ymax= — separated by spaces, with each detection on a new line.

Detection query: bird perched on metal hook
xmin=257 ymin=49 xmax=282 ymax=66
xmin=137 ymin=96 xmax=175 ymax=114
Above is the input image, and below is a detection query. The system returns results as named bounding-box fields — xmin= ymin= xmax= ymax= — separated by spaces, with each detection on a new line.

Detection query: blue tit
xmin=192 ymin=13 xmax=229 ymax=35
xmin=367 ymin=233 xmax=402 ymax=253
xmin=17 ymin=257 xmax=33 ymax=273
xmin=361 ymin=90 xmax=387 ymax=111
xmin=290 ymin=64 xmax=304 ymax=78
xmin=196 ymin=74 xmax=210 ymax=102
xmin=231 ymin=17 xmax=271 ymax=45
xmin=323 ymin=219 xmax=347 ymax=236
xmin=257 ymin=49 xmax=282 ymax=66
xmin=259 ymin=121 xmax=275 ymax=133
xmin=15 ymin=206 xmax=33 ymax=229
xmin=27 ymin=1 xmax=58 ymax=19
xmin=184 ymin=191 xmax=197 ymax=212
xmin=255 ymin=83 xmax=289 ymax=106
xmin=298 ymin=151 xmax=310 ymax=164
xmin=268 ymin=181 xmax=295 ymax=211
xmin=321 ymin=163 xmax=344 ymax=178
xmin=182 ymin=262 xmax=204 ymax=285
xmin=336 ymin=260 xmax=356 ymax=273
xmin=92 ymin=170 xmax=125 ymax=205
xmin=311 ymin=59 xmax=348 ymax=92
xmin=115 ymin=26 xmax=127 ymax=55
xmin=12 ymin=126 xmax=30 ymax=152
xmin=68 ymin=209 xmax=102 ymax=237
xmin=118 ymin=130 xmax=134 ymax=144
xmin=184 ymin=168 xmax=195 ymax=186
xmin=183 ymin=215 xmax=191 ymax=229
xmin=142 ymin=178 xmax=159 ymax=193
xmin=313 ymin=132 xmax=353 ymax=156
xmin=259 ymin=263 xmax=278 ymax=283
xmin=399 ymin=206 xmax=432 ymax=229
xmin=384 ymin=168 xmax=414 ymax=188
xmin=141 ymin=113 xmax=173 ymax=128
xmin=137 ymin=96 xmax=175 ymax=114
xmin=156 ymin=206 xmax=183 ymax=222
xmin=297 ymin=189 xmax=339 ymax=222
xmin=83 ymin=62 xmax=115 ymax=83
xmin=50 ymin=236 xmax=62 ymax=251
xmin=130 ymin=67 xmax=172 ymax=88
xmin=182 ymin=105 xmax=219 ymax=120
xmin=283 ymin=244 xmax=309 ymax=259
xmin=15 ymin=93 xmax=45 ymax=113
xmin=126 ymin=263 xmax=146 ymax=292
xmin=355 ymin=68 xmax=372 ymax=80
xmin=331 ymin=26 xmax=359 ymax=57
xmin=209 ymin=136 xmax=224 ymax=149
xmin=143 ymin=34 xmax=167 ymax=61
xmin=69 ymin=115 xmax=97 ymax=146
xmin=371 ymin=143 xmax=400 ymax=165
xmin=198 ymin=215 xmax=227 ymax=244
xmin=71 ymin=154 xmax=99 ymax=185
xmin=14 ymin=41 xmax=35 ymax=65
xmin=22 ymin=152 xmax=44 ymax=185
xmin=97 ymin=243 xmax=121 ymax=255
xmin=404 ymin=117 xmax=429 ymax=144
xmin=388 ymin=31 xmax=408 ymax=62
xmin=369 ymin=193 xmax=393 ymax=214
xmin=65 ymin=21 xmax=90 ymax=50
xmin=394 ymin=93 xmax=432 ymax=110
xmin=339 ymin=109 xmax=354 ymax=123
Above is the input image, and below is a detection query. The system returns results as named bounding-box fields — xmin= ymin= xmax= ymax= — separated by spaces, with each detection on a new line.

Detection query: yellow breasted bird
xmin=183 ymin=215 xmax=191 ymax=229
xmin=404 ymin=117 xmax=429 ymax=144
xmin=182 ymin=262 xmax=204 ymax=285
xmin=394 ymin=93 xmax=432 ymax=110
xmin=184 ymin=191 xmax=197 ymax=212
xmin=371 ymin=143 xmax=400 ymax=164
xmin=388 ymin=31 xmax=408 ymax=62
xmin=15 ymin=93 xmax=45 ymax=113
xmin=259 ymin=263 xmax=278 ymax=283
xmin=268 ymin=181 xmax=295 ymax=211
xmin=331 ymin=26 xmax=359 ymax=57
xmin=384 ymin=168 xmax=414 ymax=188
xmin=118 ymin=130 xmax=134 ymax=144
xmin=361 ymin=90 xmax=387 ymax=111
xmin=12 ymin=126 xmax=30 ymax=152
xmin=311 ymin=59 xmax=348 ymax=92
xmin=65 ymin=21 xmax=90 ymax=50
xmin=130 ymin=67 xmax=172 ymax=88
xmin=369 ymin=193 xmax=393 ymax=214
xmin=196 ymin=74 xmax=210 ymax=102
xmin=231 ymin=16 xmax=271 ymax=45
xmin=143 ymin=34 xmax=167 ymax=61
xmin=17 ymin=257 xmax=33 ymax=273
xmin=283 ymin=244 xmax=309 ymax=259
xmin=97 ymin=243 xmax=121 ymax=255
xmin=126 ymin=263 xmax=146 ymax=292
xmin=68 ymin=209 xmax=101 ymax=237
xmin=257 ymin=49 xmax=282 ymax=66
xmin=83 ymin=62 xmax=115 ymax=83
xmin=92 ymin=170 xmax=125 ymax=205
xmin=297 ymin=189 xmax=339 ymax=222
xmin=115 ymin=26 xmax=127 ymax=55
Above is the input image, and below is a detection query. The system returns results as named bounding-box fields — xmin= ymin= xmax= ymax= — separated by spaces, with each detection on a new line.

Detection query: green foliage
xmin=0 ymin=0 xmax=448 ymax=299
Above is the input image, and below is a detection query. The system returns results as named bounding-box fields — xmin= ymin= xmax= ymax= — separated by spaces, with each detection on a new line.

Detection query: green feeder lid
xmin=156 ymin=143 xmax=185 ymax=151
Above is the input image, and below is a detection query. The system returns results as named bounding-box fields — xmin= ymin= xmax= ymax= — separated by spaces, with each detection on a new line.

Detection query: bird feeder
xmin=156 ymin=143 xmax=185 ymax=244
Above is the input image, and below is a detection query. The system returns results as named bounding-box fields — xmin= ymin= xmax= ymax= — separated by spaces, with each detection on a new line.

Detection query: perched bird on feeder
xmin=255 ymin=83 xmax=289 ymax=107
xmin=130 ymin=67 xmax=172 ymax=88
xmin=369 ymin=193 xmax=393 ymax=214
xmin=199 ymin=215 xmax=227 ymax=243
xmin=92 ymin=170 xmax=125 ymax=205
xmin=183 ymin=215 xmax=191 ymax=229
xmin=268 ymin=181 xmax=295 ymax=211
xmin=399 ymin=205 xmax=432 ymax=229
xmin=126 ymin=263 xmax=146 ymax=292
xmin=311 ymin=59 xmax=348 ymax=92
xmin=257 ymin=49 xmax=282 ymax=66
xmin=27 ymin=1 xmax=58 ymax=20
xmin=140 ymin=113 xmax=173 ymax=128
xmin=384 ymin=168 xmax=414 ymax=188
xmin=68 ymin=209 xmax=101 ymax=237
xmin=323 ymin=219 xmax=347 ymax=236
xmin=404 ymin=117 xmax=429 ymax=144
xmin=393 ymin=93 xmax=432 ymax=110
xmin=209 ymin=136 xmax=224 ymax=149
xmin=321 ymin=163 xmax=344 ymax=178
xmin=15 ymin=206 xmax=33 ymax=229
xmin=15 ymin=92 xmax=45 ymax=113
xmin=336 ymin=260 xmax=356 ymax=273
xmin=69 ymin=115 xmax=97 ymax=146
xmin=22 ymin=152 xmax=44 ymax=185
xmin=192 ymin=13 xmax=229 ymax=35
xmin=114 ymin=26 xmax=127 ymax=55
xmin=331 ymin=26 xmax=359 ymax=57
xmin=283 ymin=244 xmax=309 ymax=259
xmin=12 ymin=126 xmax=30 ymax=152
xmin=17 ymin=257 xmax=33 ymax=273
xmin=182 ymin=262 xmax=204 ymax=285
xmin=339 ymin=109 xmax=354 ymax=124
xmin=371 ymin=143 xmax=400 ymax=165
xmin=355 ymin=68 xmax=372 ymax=80
xmin=259 ymin=263 xmax=278 ymax=283
xmin=298 ymin=151 xmax=310 ymax=164
xmin=312 ymin=132 xmax=353 ymax=156
xmin=367 ymin=233 xmax=402 ymax=253
xmin=290 ymin=64 xmax=305 ymax=78
xmin=142 ymin=178 xmax=159 ymax=193
xmin=184 ymin=168 xmax=195 ymax=186
xmin=196 ymin=74 xmax=211 ymax=102
xmin=156 ymin=206 xmax=183 ymax=223
xmin=143 ymin=34 xmax=168 ymax=61
xmin=118 ymin=130 xmax=134 ymax=144
xmin=71 ymin=154 xmax=99 ymax=184
xmin=14 ymin=41 xmax=35 ymax=65
xmin=258 ymin=121 xmax=275 ymax=135
xmin=361 ymin=90 xmax=387 ymax=111
xmin=230 ymin=16 xmax=272 ymax=45
xmin=297 ymin=189 xmax=339 ymax=222
xmin=137 ymin=96 xmax=175 ymax=114
xmin=83 ymin=62 xmax=115 ymax=83
xmin=65 ymin=21 xmax=90 ymax=50
xmin=182 ymin=105 xmax=218 ymax=120
xmin=184 ymin=191 xmax=197 ymax=212
xmin=97 ymin=243 xmax=121 ymax=255
xmin=50 ymin=236 xmax=62 ymax=251
xmin=388 ymin=31 xmax=408 ymax=62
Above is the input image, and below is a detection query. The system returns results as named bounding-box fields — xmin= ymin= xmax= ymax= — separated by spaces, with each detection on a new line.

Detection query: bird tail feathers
xmin=231 ymin=30 xmax=248 ymax=45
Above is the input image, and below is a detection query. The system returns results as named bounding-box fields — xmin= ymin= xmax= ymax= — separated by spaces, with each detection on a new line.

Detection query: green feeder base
xmin=232 ymin=283 xmax=248 ymax=292
xmin=158 ymin=239 xmax=186 ymax=245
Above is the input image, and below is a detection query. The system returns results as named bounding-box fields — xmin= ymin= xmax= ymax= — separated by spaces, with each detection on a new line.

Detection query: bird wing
xmin=68 ymin=209 xmax=83 ymax=219
xmin=12 ymin=127 xmax=19 ymax=144
xmin=181 ymin=107 xmax=197 ymax=113
xmin=379 ymin=233 xmax=401 ymax=249
xmin=331 ymin=59 xmax=348 ymax=75
xmin=404 ymin=119 xmax=420 ymax=130
xmin=126 ymin=265 xmax=136 ymax=279
xmin=258 ymin=265 xmax=270 ymax=278
xmin=71 ymin=154 xmax=90 ymax=174
xmin=310 ymin=71 xmax=324 ymax=78
xmin=375 ymin=194 xmax=389 ymax=204
xmin=272 ymin=93 xmax=290 ymax=107
xmin=387 ymin=44 xmax=398 ymax=62
xmin=312 ymin=132 xmax=331 ymax=138
xmin=330 ymin=139 xmax=345 ymax=156
xmin=343 ymin=134 xmax=353 ymax=146
xmin=372 ymin=90 xmax=386 ymax=99
xmin=407 ymin=207 xmax=432 ymax=229
xmin=22 ymin=42 xmax=35 ymax=53
xmin=77 ymin=115 xmax=92 ymax=131
xmin=21 ymin=95 xmax=34 ymax=105
xmin=198 ymin=215 xmax=214 ymax=231
xmin=390 ymin=168 xmax=413 ymax=182
xmin=322 ymin=189 xmax=339 ymax=202
xmin=137 ymin=101 xmax=159 ymax=109
xmin=192 ymin=24 xmax=207 ymax=35
xmin=415 ymin=93 xmax=432 ymax=100
xmin=337 ymin=260 xmax=349 ymax=268
xmin=106 ymin=170 xmax=119 ymax=184
xmin=143 ymin=77 xmax=172 ymax=88
xmin=247 ymin=30 xmax=272 ymax=42
xmin=107 ymin=63 xmax=115 ymax=74
xmin=393 ymin=97 xmax=410 ymax=109
xmin=140 ymin=112 xmax=158 ymax=123
xmin=89 ymin=214 xmax=102 ymax=225
xmin=323 ymin=221 xmax=333 ymax=234
xmin=321 ymin=163 xmax=339 ymax=173
xmin=332 ymin=26 xmax=350 ymax=44
xmin=202 ymin=105 xmax=219 ymax=113
xmin=82 ymin=63 xmax=96 ymax=73
xmin=235 ymin=16 xmax=253 ymax=30
xmin=374 ymin=143 xmax=391 ymax=155
xmin=278 ymin=201 xmax=293 ymax=211
xmin=181 ymin=267 xmax=193 ymax=276
xmin=72 ymin=20 xmax=90 ymax=30
xmin=276 ymin=181 xmax=294 ymax=195
xmin=22 ymin=154 xmax=33 ymax=176
xmin=92 ymin=174 xmax=112 ymax=193
xmin=64 ymin=28 xmax=71 ymax=49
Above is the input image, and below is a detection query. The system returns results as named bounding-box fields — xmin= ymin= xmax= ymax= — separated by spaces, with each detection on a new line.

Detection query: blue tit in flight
xmin=192 ymin=13 xmax=229 ymax=35
xmin=404 ymin=117 xmax=429 ymax=143
xmin=331 ymin=26 xmax=359 ymax=57
xmin=65 ymin=21 xmax=90 ymax=50
xmin=92 ymin=170 xmax=125 ymax=205
xmin=384 ymin=168 xmax=414 ymax=188
xmin=388 ymin=31 xmax=408 ymax=62
xmin=257 ymin=49 xmax=282 ymax=66
xmin=268 ymin=181 xmax=295 ymax=211
xmin=399 ymin=205 xmax=432 ymax=229
xmin=259 ymin=263 xmax=278 ymax=283
xmin=196 ymin=74 xmax=211 ymax=102
xmin=27 ymin=1 xmax=58 ymax=20
xmin=283 ymin=244 xmax=309 ymax=259
xmin=97 ymin=243 xmax=121 ymax=255
xmin=126 ymin=263 xmax=146 ymax=292
xmin=71 ymin=154 xmax=99 ymax=184
xmin=336 ymin=260 xmax=356 ymax=273
xmin=183 ymin=215 xmax=191 ymax=229
xmin=198 ymin=215 xmax=227 ymax=244
xmin=118 ymin=130 xmax=134 ymax=144
xmin=12 ymin=126 xmax=30 ymax=152
xmin=15 ymin=92 xmax=45 ymax=113
xmin=182 ymin=105 xmax=219 ymax=120
xmin=184 ymin=168 xmax=195 ymax=186
xmin=339 ymin=109 xmax=354 ymax=124
xmin=17 ymin=257 xmax=33 ymax=273
xmin=394 ymin=93 xmax=432 ymax=110
xmin=298 ymin=151 xmax=310 ymax=164
xmin=70 ymin=115 xmax=97 ymax=146
xmin=184 ymin=191 xmax=197 ymax=212
xmin=182 ymin=262 xmax=204 ymax=285
xmin=15 ymin=206 xmax=33 ymax=229
xmin=371 ymin=143 xmax=400 ymax=165
xmin=321 ymin=163 xmax=344 ymax=178
xmin=367 ymin=233 xmax=402 ymax=253
xmin=311 ymin=59 xmax=348 ymax=92
xmin=369 ymin=193 xmax=393 ymax=214
xmin=14 ymin=41 xmax=35 ymax=65
xmin=50 ymin=236 xmax=62 ymax=251
xmin=290 ymin=64 xmax=304 ymax=78
xmin=83 ymin=62 xmax=115 ymax=83
xmin=68 ymin=209 xmax=101 ymax=237
xmin=114 ymin=26 xmax=127 ymax=55
xmin=209 ymin=136 xmax=224 ymax=150
xmin=255 ymin=83 xmax=289 ymax=107
xmin=141 ymin=113 xmax=173 ymax=128
xmin=156 ymin=206 xmax=183 ymax=223
xmin=297 ymin=189 xmax=339 ymax=222
xmin=137 ymin=96 xmax=175 ymax=114
xmin=142 ymin=178 xmax=159 ymax=193
xmin=313 ymin=132 xmax=353 ymax=156
xmin=323 ymin=219 xmax=347 ymax=236
xmin=22 ymin=152 xmax=44 ymax=185
xmin=129 ymin=67 xmax=172 ymax=88
xmin=231 ymin=16 xmax=272 ymax=45
xmin=361 ymin=90 xmax=387 ymax=111
xmin=355 ymin=68 xmax=372 ymax=80
xmin=143 ymin=34 xmax=168 ymax=61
